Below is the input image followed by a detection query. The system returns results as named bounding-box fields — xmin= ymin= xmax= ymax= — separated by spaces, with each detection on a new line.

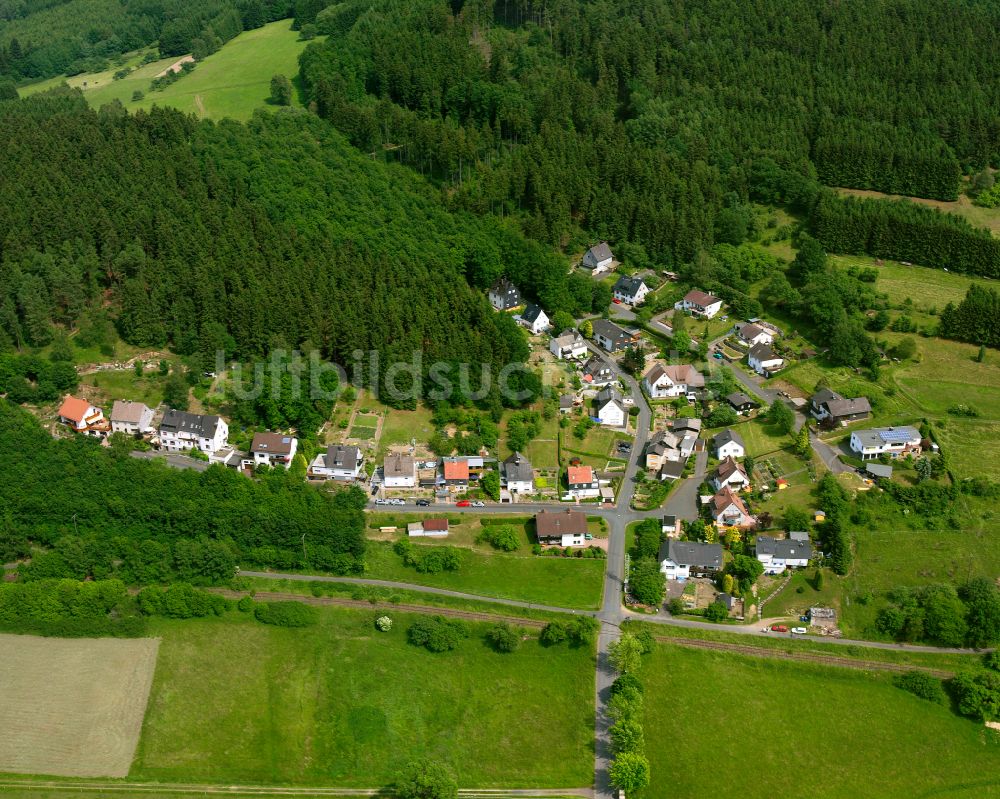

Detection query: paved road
xmin=130 ymin=450 xmax=209 ymax=472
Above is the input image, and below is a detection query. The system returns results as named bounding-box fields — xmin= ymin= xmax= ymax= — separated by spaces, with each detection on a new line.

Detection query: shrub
xmin=376 ymin=615 xmax=392 ymax=631
xmin=634 ymin=628 xmax=655 ymax=654
xmin=950 ymin=670 xmax=1000 ymax=721
xmin=407 ymin=616 xmax=468 ymax=652
xmin=237 ymin=595 xmax=254 ymax=613
xmin=485 ymin=621 xmax=521 ymax=653
xmin=893 ymin=671 xmax=945 ymax=704
xmin=254 ymin=601 xmax=317 ymax=627
xmin=478 ymin=524 xmax=520 ymax=552
xmin=667 ymin=597 xmax=685 ymax=615
xmin=539 ymin=617 xmax=599 ymax=647
xmin=704 ymin=600 xmax=729 ymax=622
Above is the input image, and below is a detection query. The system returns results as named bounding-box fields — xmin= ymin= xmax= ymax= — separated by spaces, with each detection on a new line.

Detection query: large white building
xmin=659 ymin=540 xmax=723 ymax=580
xmin=849 ymin=426 xmax=922 ymax=460
xmin=250 ymin=432 xmax=298 ymax=468
xmin=596 ymin=387 xmax=626 ymax=427
xmin=643 ymin=363 xmax=705 ymax=399
xmin=675 ymin=290 xmax=723 ymax=319
xmin=110 ymin=400 xmax=155 ymax=435
xmin=756 ymin=535 xmax=813 ymax=575
xmin=158 ymin=409 xmax=229 ymax=454
xmin=550 ymin=330 xmax=588 ymax=360
xmin=383 ymin=453 xmax=417 ymax=488
xmin=310 ymin=444 xmax=364 ymax=480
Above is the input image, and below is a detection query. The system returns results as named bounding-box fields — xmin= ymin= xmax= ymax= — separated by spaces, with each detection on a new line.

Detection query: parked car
xmin=791 ymin=627 xmax=808 ymax=635
xmin=471 ymin=501 xmax=485 ymax=507
xmin=415 ymin=499 xmax=430 ymax=507
xmin=799 ymin=615 xmax=810 ymax=623
xmin=612 ymin=298 xmax=622 ymax=304
xmin=770 ymin=624 xmax=789 ymax=633
xmin=713 ymin=352 xmax=723 ymax=359
xmin=686 ymin=393 xmax=697 ymax=402
xmin=456 ymin=500 xmax=471 ymax=507
xmin=370 ymin=485 xmax=379 ymax=495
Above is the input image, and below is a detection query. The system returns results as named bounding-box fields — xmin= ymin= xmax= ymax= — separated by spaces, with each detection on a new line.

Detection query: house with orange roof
xmin=442 ymin=457 xmax=471 ymax=489
xmin=711 ymin=486 xmax=756 ymax=529
xmin=58 ymin=395 xmax=107 ymax=436
xmin=566 ymin=464 xmax=600 ymax=499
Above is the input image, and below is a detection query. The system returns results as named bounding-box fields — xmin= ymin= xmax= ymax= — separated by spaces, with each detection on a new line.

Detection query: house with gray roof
xmin=726 ymin=391 xmax=758 ymax=414
xmin=850 ymin=426 xmax=921 ymax=460
xmin=659 ymin=539 xmax=723 ymax=580
xmin=581 ymin=356 xmax=616 ymax=385
xmin=613 ymin=275 xmax=649 ymax=305
xmin=310 ymin=444 xmax=363 ymax=480
xmin=711 ymin=428 xmax=745 ymax=460
xmin=110 ymin=400 xmax=154 ymax=435
xmin=519 ymin=303 xmax=550 ymax=334
xmin=810 ymin=388 xmax=872 ymax=425
xmin=748 ymin=343 xmax=784 ymax=376
xmin=488 ymin=277 xmax=522 ymax=311
xmin=550 ymin=330 xmax=588 ymax=360
xmin=581 ymin=242 xmax=614 ymax=273
xmin=755 ymin=535 xmax=813 ymax=574
xmin=158 ymin=409 xmax=228 ymax=454
xmin=596 ymin=386 xmax=626 ymax=427
xmin=592 ymin=319 xmax=637 ymax=353
xmin=502 ymin=451 xmax=534 ymax=493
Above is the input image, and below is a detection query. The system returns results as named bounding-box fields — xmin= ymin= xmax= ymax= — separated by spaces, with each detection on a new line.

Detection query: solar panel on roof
xmin=879 ymin=428 xmax=916 ymax=443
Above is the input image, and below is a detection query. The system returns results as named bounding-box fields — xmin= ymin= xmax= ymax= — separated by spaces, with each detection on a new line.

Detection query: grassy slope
xmin=640 ymin=644 xmax=1000 ymax=799
xmin=836 ymin=186 xmax=1000 ymax=236
xmin=22 ymin=21 xmax=310 ymax=121
xmin=132 ymin=610 xmax=594 ymax=787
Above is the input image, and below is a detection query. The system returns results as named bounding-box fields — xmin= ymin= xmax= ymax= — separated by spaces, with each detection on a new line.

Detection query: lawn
xmin=132 ymin=610 xmax=594 ymax=788
xmin=639 ymin=644 xmax=1000 ymax=799
xmin=376 ymin=402 xmax=436 ymax=454
xmin=364 ymin=540 xmax=605 ymax=610
xmin=349 ymin=426 xmax=377 ymax=440
xmin=734 ymin=417 xmax=792 ymax=458
xmin=830 ymin=254 xmax=975 ymax=312
xmin=75 ymin=369 xmax=168 ymax=408
xmin=24 ymin=22 xmax=314 ymax=122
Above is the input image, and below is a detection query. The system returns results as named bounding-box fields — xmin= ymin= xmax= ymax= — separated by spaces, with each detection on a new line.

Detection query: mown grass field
xmin=132 ymin=610 xmax=594 ymax=787
xmin=23 ymin=21 xmax=311 ymax=121
xmin=639 ymin=644 xmax=1000 ymax=799
xmin=364 ymin=539 xmax=605 ymax=610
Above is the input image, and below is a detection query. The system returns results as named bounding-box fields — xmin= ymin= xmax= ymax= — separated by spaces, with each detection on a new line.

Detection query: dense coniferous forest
xmin=299 ymin=0 xmax=1000 ymax=265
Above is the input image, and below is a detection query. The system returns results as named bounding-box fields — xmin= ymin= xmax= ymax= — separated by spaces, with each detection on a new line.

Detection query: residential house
xmin=581 ymin=242 xmax=614 ymax=273
xmin=310 ymin=444 xmax=363 ymax=480
xmin=559 ymin=394 xmax=577 ymax=413
xmin=711 ymin=486 xmax=756 ymax=528
xmin=566 ymin=464 xmax=600 ymax=499
xmin=671 ymin=417 xmax=702 ymax=436
xmin=612 ymin=275 xmax=649 ymax=305
xmin=535 ymin=509 xmax=589 ymax=546
xmin=383 ymin=453 xmax=417 ymax=488
xmin=109 ymin=400 xmax=154 ymax=435
xmin=488 ymin=277 xmax=522 ymax=311
xmin=442 ymin=457 xmax=471 ymax=489
xmin=735 ymin=322 xmax=774 ymax=347
xmin=596 ymin=387 xmax=626 ymax=427
xmin=789 ymin=530 xmax=810 ymax=543
xmin=712 ymin=428 xmax=745 ymax=460
xmin=810 ymin=388 xmax=872 ymax=425
xmin=849 ymin=426 xmax=922 ymax=461
xmin=250 ymin=432 xmax=298 ymax=468
xmin=659 ymin=539 xmax=723 ymax=580
xmin=591 ymin=319 xmax=637 ymax=353
xmin=503 ymin=451 xmax=534 ymax=493
xmin=755 ymin=535 xmax=813 ymax=575
xmin=748 ymin=343 xmax=784 ymax=376
xmin=408 ymin=518 xmax=449 ymax=538
xmin=158 ymin=409 xmax=228 ymax=454
xmin=58 ymin=395 xmax=107 ymax=435
xmin=711 ymin=456 xmax=750 ymax=491
xmin=520 ymin=304 xmax=549 ymax=335
xmin=659 ymin=460 xmax=686 ymax=481
xmin=581 ymin=357 xmax=616 ymax=386
xmin=643 ymin=363 xmax=705 ymax=399
xmin=550 ymin=330 xmax=588 ymax=360
xmin=674 ymin=290 xmax=723 ymax=319
xmin=661 ymin=515 xmax=681 ymax=538
xmin=645 ymin=429 xmax=682 ymax=471
xmin=726 ymin=391 xmax=758 ymax=415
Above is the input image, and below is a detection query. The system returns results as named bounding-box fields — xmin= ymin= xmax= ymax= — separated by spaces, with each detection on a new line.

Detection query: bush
xmin=950 ymin=670 xmax=1000 ymax=721
xmin=254 ymin=601 xmax=318 ymax=627
xmin=237 ymin=595 xmax=254 ymax=613
xmin=485 ymin=621 xmax=521 ymax=653
xmin=704 ymin=600 xmax=729 ymax=622
xmin=478 ymin=524 xmax=520 ymax=552
xmin=376 ymin=615 xmax=392 ymax=631
xmin=667 ymin=597 xmax=685 ymax=615
xmin=634 ymin=628 xmax=655 ymax=654
xmin=609 ymin=717 xmax=645 ymax=755
xmin=407 ymin=616 xmax=468 ymax=652
xmin=893 ymin=671 xmax=945 ymax=704
xmin=394 ymin=539 xmax=461 ymax=573
xmin=539 ymin=617 xmax=599 ymax=647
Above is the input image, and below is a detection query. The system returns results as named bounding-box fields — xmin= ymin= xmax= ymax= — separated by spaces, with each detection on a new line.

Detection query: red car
xmin=770 ymin=624 xmax=789 ymax=633
xmin=456 ymin=500 xmax=471 ymax=507
xmin=612 ymin=298 xmax=622 ymax=304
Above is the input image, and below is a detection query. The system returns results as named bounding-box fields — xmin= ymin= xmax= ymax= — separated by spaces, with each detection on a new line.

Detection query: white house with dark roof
xmin=643 ymin=363 xmax=705 ymax=399
xmin=850 ymin=426 xmax=922 ymax=460
xmin=488 ymin=278 xmax=522 ymax=311
xmin=519 ymin=303 xmax=549 ymax=335
xmin=675 ymin=290 xmax=723 ymax=319
xmin=726 ymin=391 xmax=758 ymax=415
xmin=612 ymin=275 xmax=649 ymax=305
xmin=502 ymin=451 xmax=534 ymax=493
xmin=581 ymin=357 xmax=616 ymax=386
xmin=383 ymin=453 xmax=417 ymax=487
xmin=592 ymin=319 xmax=637 ymax=353
xmin=712 ymin=428 xmax=745 ymax=460
xmin=581 ymin=242 xmax=614 ymax=273
xmin=251 ymin=432 xmax=298 ymax=468
xmin=811 ymin=388 xmax=872 ymax=425
xmin=596 ymin=387 xmax=626 ymax=427
xmin=735 ymin=322 xmax=774 ymax=347
xmin=310 ymin=444 xmax=363 ymax=480
xmin=755 ymin=535 xmax=813 ymax=574
xmin=110 ymin=400 xmax=154 ymax=435
xmin=550 ymin=330 xmax=588 ymax=360
xmin=711 ymin=456 xmax=750 ymax=491
xmin=659 ymin=539 xmax=723 ymax=580
xmin=158 ymin=409 xmax=228 ymax=454
xmin=536 ymin=509 xmax=589 ymax=546
xmin=748 ymin=343 xmax=784 ymax=376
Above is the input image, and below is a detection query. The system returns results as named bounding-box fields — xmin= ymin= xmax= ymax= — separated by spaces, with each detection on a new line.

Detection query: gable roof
xmin=715 ymin=456 xmax=748 ymax=482
xmin=659 ymin=460 xmax=686 ymax=480
xmin=748 ymin=343 xmax=780 ymax=362
xmin=713 ymin=485 xmax=751 ymax=517
xmin=683 ymin=290 xmax=722 ymax=307
xmin=159 ymin=409 xmax=222 ymax=439
xmin=110 ymin=400 xmax=150 ymax=424
xmin=567 ymin=465 xmax=595 ymax=485
xmin=738 ymin=323 xmax=766 ymax=340
xmin=553 ymin=329 xmax=583 ymax=347
xmin=326 ymin=444 xmax=361 ymax=470
xmin=852 ymin=426 xmax=921 ymax=448
xmin=865 ymin=463 xmax=894 ymax=479
xmin=423 ymin=518 xmax=449 ymax=532
xmin=712 ymin=428 xmax=745 ymax=450
xmin=489 ymin=277 xmax=519 ymax=295
xmin=644 ymin=362 xmax=704 ymax=388
xmin=613 ymin=275 xmax=647 ymax=296
xmin=727 ymin=391 xmax=756 ymax=407
xmin=660 ymin=539 xmax=723 ymax=569
xmin=591 ymin=319 xmax=631 ymax=344
xmin=646 ymin=429 xmax=681 ymax=455
xmin=825 ymin=396 xmax=872 ymax=418
xmin=536 ymin=509 xmax=588 ymax=537
xmin=671 ymin=417 xmax=702 ymax=434
xmin=522 ymin=303 xmax=546 ymax=324
xmin=443 ymin=458 xmax=470 ymax=480
xmin=251 ymin=432 xmax=296 ymax=455
xmin=583 ymin=356 xmax=613 ymax=377
xmin=504 ymin=451 xmax=534 ymax=483
xmin=58 ymin=395 xmax=95 ymax=423
xmin=811 ymin=387 xmax=843 ymax=407
xmin=559 ymin=393 xmax=576 ymax=409
xmin=586 ymin=242 xmax=613 ymax=262
xmin=756 ymin=535 xmax=813 ymax=560
xmin=384 ymin=452 xmax=415 ymax=478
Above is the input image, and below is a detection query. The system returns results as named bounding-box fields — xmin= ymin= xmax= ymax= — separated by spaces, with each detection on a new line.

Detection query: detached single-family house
xmin=659 ymin=460 xmax=686 ymax=481
xmin=735 ymin=322 xmax=774 ymax=348
xmin=645 ymin=430 xmax=683 ymax=471
xmin=110 ymin=400 xmax=154 ymax=435
xmin=520 ymin=304 xmax=549 ymax=335
xmin=250 ymin=432 xmax=298 ymax=468
xmin=712 ymin=486 xmax=756 ymax=529
xmin=310 ymin=444 xmax=363 ymax=480
xmin=535 ymin=509 xmax=589 ymax=546
xmin=810 ymin=388 xmax=872 ymax=425
xmin=408 ymin=518 xmax=449 ymax=538
xmin=850 ymin=426 xmax=922 ymax=461
xmin=659 ymin=539 xmax=723 ymax=580
xmin=675 ymin=290 xmax=723 ymax=319
xmin=559 ymin=394 xmax=577 ymax=413
xmin=550 ymin=330 xmax=588 ymax=360
xmin=726 ymin=392 xmax=758 ymax=415
xmin=755 ymin=535 xmax=813 ymax=575
xmin=384 ymin=453 xmax=417 ymax=488
xmin=581 ymin=242 xmax=614 ymax=274
xmin=712 ymin=429 xmax=745 ymax=460
xmin=596 ymin=387 xmax=626 ymax=427
xmin=58 ymin=395 xmax=106 ymax=435
xmin=566 ymin=464 xmax=600 ymax=499
xmin=613 ymin=275 xmax=650 ymax=305
xmin=442 ymin=457 xmax=471 ymax=488
xmin=488 ymin=277 xmax=522 ymax=311
xmin=592 ymin=319 xmax=637 ymax=353
xmin=643 ymin=363 xmax=705 ymax=399
xmin=503 ymin=451 xmax=534 ymax=493
xmin=582 ymin=357 xmax=616 ymax=386
xmin=158 ymin=409 xmax=228 ymax=454
xmin=748 ymin=343 xmax=784 ymax=376
xmin=711 ymin=456 xmax=750 ymax=491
